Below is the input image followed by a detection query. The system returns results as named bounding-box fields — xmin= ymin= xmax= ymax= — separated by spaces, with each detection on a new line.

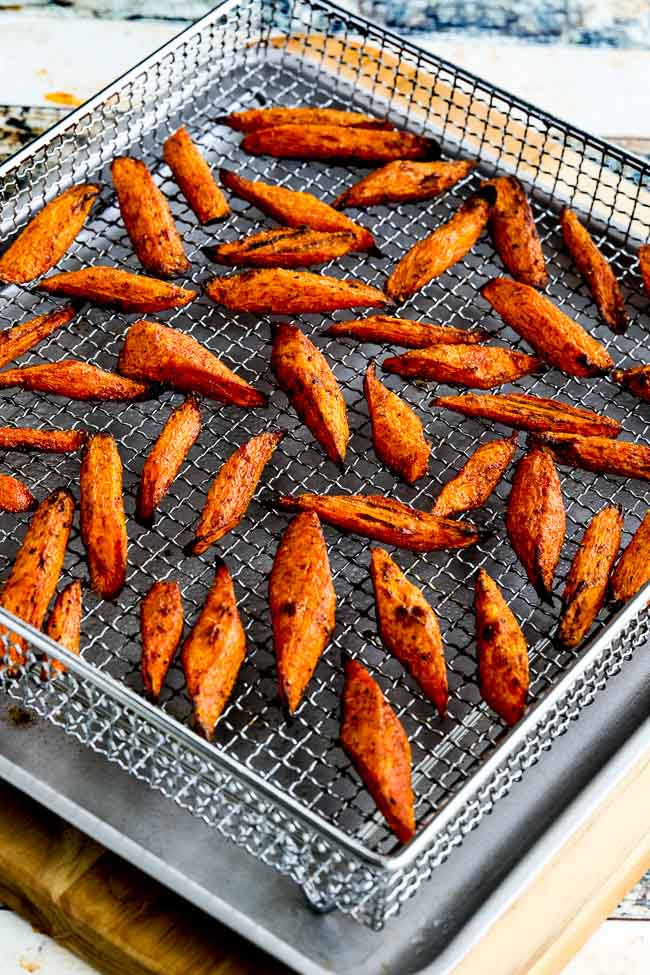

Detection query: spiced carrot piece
xmin=136 ymin=396 xmax=202 ymax=526
xmin=560 ymin=208 xmax=627 ymax=333
xmin=112 ymin=156 xmax=189 ymax=277
xmin=163 ymin=126 xmax=229 ymax=224
xmin=181 ymin=560 xmax=246 ymax=740
xmin=324 ymin=315 xmax=486 ymax=348
xmin=80 ymin=434 xmax=128 ymax=600
xmin=370 ymin=547 xmax=448 ymax=716
xmin=206 ymin=269 xmax=388 ymax=314
xmin=241 ymin=124 xmax=439 ymax=164
xmin=638 ymin=244 xmax=650 ymax=297
xmin=269 ymin=512 xmax=336 ymax=713
xmin=0 ymin=184 xmax=99 ymax=284
xmin=483 ymin=176 xmax=547 ymax=288
xmin=334 ymin=159 xmax=475 ymax=209
xmin=612 ymin=363 xmax=650 ymax=403
xmin=364 ymin=363 xmax=430 ymax=484
xmin=0 ymin=475 xmax=36 ymax=513
xmin=382 ymin=344 xmax=542 ymax=389
xmin=0 ymin=304 xmax=77 ymax=370
xmin=0 ymin=360 xmax=152 ymax=401
xmin=531 ymin=432 xmax=650 ymax=483
xmin=221 ymin=107 xmax=394 ymax=132
xmin=191 ymin=431 xmax=284 ymax=555
xmin=433 ymin=392 xmax=620 ymax=438
xmin=0 ymin=426 xmax=86 ymax=453
xmin=39 ymin=267 xmax=197 ymax=312
xmin=432 ymin=434 xmax=518 ymax=517
xmin=45 ymin=579 xmax=82 ymax=676
xmin=140 ymin=580 xmax=184 ymax=700
xmin=209 ymin=227 xmax=358 ymax=268
xmin=340 ymin=657 xmax=415 ymax=844
xmin=609 ymin=509 xmax=650 ymax=606
xmin=474 ymin=569 xmax=529 ymax=725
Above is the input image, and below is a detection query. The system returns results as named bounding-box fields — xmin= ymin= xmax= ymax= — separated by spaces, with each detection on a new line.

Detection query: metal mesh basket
xmin=0 ymin=0 xmax=649 ymax=930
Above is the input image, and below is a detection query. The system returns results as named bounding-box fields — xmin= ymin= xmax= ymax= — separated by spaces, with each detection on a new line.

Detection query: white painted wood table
xmin=0 ymin=4 xmax=648 ymax=973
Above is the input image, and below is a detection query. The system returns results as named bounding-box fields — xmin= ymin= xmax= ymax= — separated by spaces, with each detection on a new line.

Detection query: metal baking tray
xmin=0 ymin=0 xmax=649 ymax=938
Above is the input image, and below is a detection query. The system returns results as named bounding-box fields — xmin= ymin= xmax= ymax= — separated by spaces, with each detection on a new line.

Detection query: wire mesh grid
xmin=0 ymin=0 xmax=649 ymax=929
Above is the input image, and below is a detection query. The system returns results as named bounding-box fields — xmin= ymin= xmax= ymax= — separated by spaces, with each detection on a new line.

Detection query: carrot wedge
xmin=334 ymin=159 xmax=475 ymax=209
xmin=221 ymin=107 xmax=394 ymax=132
xmin=0 ymin=426 xmax=86 ymax=453
xmin=0 ymin=184 xmax=99 ymax=284
xmin=364 ymin=363 xmax=430 ymax=484
xmin=136 ymin=396 xmax=202 ymax=526
xmin=118 ymin=319 xmax=266 ymax=408
xmin=0 ymin=488 xmax=74 ymax=665
xmin=181 ymin=560 xmax=246 ymax=740
xmin=45 ymin=579 xmax=82 ymax=676
xmin=640 ymin=245 xmax=650 ymax=297
xmin=433 ymin=392 xmax=620 ymax=437
xmin=383 ymin=344 xmax=542 ymax=389
xmin=39 ymin=267 xmax=197 ymax=313
xmin=209 ymin=227 xmax=358 ymax=268
xmin=558 ymin=505 xmax=622 ymax=649
xmin=269 ymin=512 xmax=336 ymax=713
xmin=80 ymin=434 xmax=128 ymax=600
xmin=474 ymin=569 xmax=529 ymax=725
xmin=0 ymin=360 xmax=152 ymax=401
xmin=140 ymin=580 xmax=184 ymax=700
xmin=0 ymin=304 xmax=77 ymax=370
xmin=163 ymin=126 xmax=229 ymax=224
xmin=531 ymin=432 xmax=650 ymax=482
xmin=272 ymin=323 xmax=348 ymax=466
xmin=432 ymin=434 xmax=518 ymax=517
xmin=481 ymin=277 xmax=613 ymax=378
xmin=112 ymin=156 xmax=189 ymax=277
xmin=205 ymin=269 xmax=388 ymax=314
xmin=277 ymin=493 xmax=480 ymax=551
xmin=340 ymin=657 xmax=415 ymax=844
xmin=609 ymin=510 xmax=650 ymax=606
xmin=0 ymin=475 xmax=36 ymax=513
xmin=561 ymin=208 xmax=627 ymax=333
xmin=324 ymin=315 xmax=485 ymax=348
xmin=483 ymin=176 xmax=547 ymax=288
xmin=219 ymin=169 xmax=375 ymax=252
xmin=370 ymin=547 xmax=448 ymax=716
xmin=506 ymin=447 xmax=565 ymax=602
xmin=241 ymin=124 xmax=439 ymax=164
xmin=386 ymin=188 xmax=494 ymax=301
xmin=612 ymin=363 xmax=650 ymax=402
xmin=191 ymin=431 xmax=284 ymax=555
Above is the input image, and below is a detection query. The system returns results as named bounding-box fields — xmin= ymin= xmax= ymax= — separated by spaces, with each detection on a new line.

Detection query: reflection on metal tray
xmin=0 ymin=0 xmax=649 ymax=931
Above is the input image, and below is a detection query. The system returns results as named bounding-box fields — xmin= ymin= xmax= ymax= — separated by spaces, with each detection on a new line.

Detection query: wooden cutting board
xmin=1 ymin=742 xmax=650 ymax=975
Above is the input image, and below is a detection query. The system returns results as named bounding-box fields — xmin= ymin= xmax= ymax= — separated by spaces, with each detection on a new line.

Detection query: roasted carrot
xmin=112 ymin=156 xmax=189 ymax=277
xmin=506 ymin=447 xmax=565 ymax=602
xmin=0 ymin=426 xmax=86 ymax=453
xmin=80 ymin=434 xmax=128 ymax=600
xmin=140 ymin=580 xmax=184 ymax=700
xmin=612 ymin=363 xmax=650 ymax=402
xmin=44 ymin=579 xmax=82 ymax=676
xmin=433 ymin=391 xmax=620 ymax=438
xmin=334 ymin=159 xmax=475 ymax=209
xmin=0 ymin=184 xmax=99 ymax=284
xmin=340 ymin=657 xmax=415 ymax=844
xmin=219 ymin=169 xmax=375 ymax=252
xmin=370 ymin=547 xmax=447 ymax=716
xmin=609 ymin=509 xmax=650 ymax=606
xmin=474 ymin=568 xmax=529 ymax=725
xmin=209 ymin=227 xmax=358 ymax=268
xmin=364 ymin=363 xmax=430 ymax=484
xmin=39 ymin=267 xmax=197 ymax=313
xmin=269 ymin=512 xmax=336 ymax=713
xmin=0 ymin=304 xmax=77 ymax=370
xmin=557 ymin=505 xmax=622 ymax=649
xmin=277 ymin=493 xmax=480 ymax=551
xmin=136 ymin=396 xmax=202 ymax=526
xmin=191 ymin=431 xmax=284 ymax=555
xmin=640 ymin=245 xmax=650 ymax=297
xmin=272 ymin=323 xmax=348 ymax=466
xmin=221 ymin=107 xmax=394 ymax=132
xmin=431 ymin=434 xmax=518 ymax=517
xmin=163 ymin=126 xmax=229 ymax=224
xmin=0 ymin=360 xmax=152 ymax=401
xmin=324 ymin=315 xmax=486 ymax=348
xmin=561 ymin=208 xmax=627 ymax=333
xmin=531 ymin=432 xmax=650 ymax=482
xmin=241 ymin=124 xmax=439 ymax=164
xmin=0 ymin=488 xmax=74 ymax=665
xmin=181 ymin=560 xmax=246 ymax=740
xmin=481 ymin=277 xmax=613 ymax=378
xmin=206 ymin=269 xmax=388 ymax=314
xmin=383 ymin=344 xmax=542 ymax=389
xmin=0 ymin=475 xmax=36 ymax=513
xmin=483 ymin=176 xmax=547 ymax=288
xmin=118 ymin=319 xmax=266 ymax=408
xmin=386 ymin=188 xmax=494 ymax=302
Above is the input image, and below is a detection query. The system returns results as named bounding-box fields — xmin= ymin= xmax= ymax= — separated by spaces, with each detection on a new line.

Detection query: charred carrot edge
xmin=530 ymin=432 xmax=650 ymax=482
xmin=44 ymin=579 xmax=82 ymax=676
xmin=79 ymin=434 xmax=128 ymax=600
xmin=612 ymin=364 xmax=650 ymax=403
xmin=140 ymin=580 xmax=184 ymax=700
xmin=474 ymin=568 xmax=529 ymax=725
xmin=163 ymin=126 xmax=230 ymax=224
xmin=136 ymin=396 xmax=202 ymax=526
xmin=483 ymin=176 xmax=547 ymax=288
xmin=0 ymin=304 xmax=77 ymax=370
xmin=560 ymin=208 xmax=627 ymax=333
xmin=639 ymin=245 xmax=650 ymax=297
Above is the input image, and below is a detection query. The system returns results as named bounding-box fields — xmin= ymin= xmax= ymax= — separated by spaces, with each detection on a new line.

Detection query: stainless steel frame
xmin=0 ymin=0 xmax=649 ymax=934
